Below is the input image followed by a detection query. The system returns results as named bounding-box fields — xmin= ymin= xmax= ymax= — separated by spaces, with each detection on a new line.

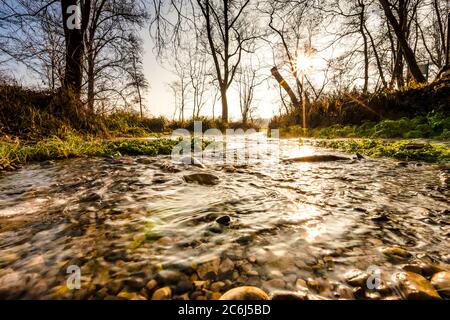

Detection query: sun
xmin=297 ymin=53 xmax=314 ymax=72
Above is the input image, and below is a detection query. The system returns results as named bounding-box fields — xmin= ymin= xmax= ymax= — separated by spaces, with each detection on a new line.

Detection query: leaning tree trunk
xmin=379 ymin=0 xmax=426 ymax=83
xmin=271 ymin=67 xmax=301 ymax=123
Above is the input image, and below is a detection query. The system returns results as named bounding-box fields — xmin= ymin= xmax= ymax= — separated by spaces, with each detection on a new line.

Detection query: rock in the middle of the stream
xmin=183 ymin=173 xmax=220 ymax=186
xmin=282 ymin=155 xmax=350 ymax=162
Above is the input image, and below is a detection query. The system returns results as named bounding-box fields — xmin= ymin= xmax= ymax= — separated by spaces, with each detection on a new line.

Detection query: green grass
xmin=0 ymin=133 xmax=209 ymax=171
xmin=314 ymin=139 xmax=450 ymax=163
xmin=277 ymin=114 xmax=450 ymax=140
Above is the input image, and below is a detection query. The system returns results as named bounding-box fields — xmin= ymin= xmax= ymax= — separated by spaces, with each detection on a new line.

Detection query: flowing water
xmin=0 ymin=135 xmax=449 ymax=300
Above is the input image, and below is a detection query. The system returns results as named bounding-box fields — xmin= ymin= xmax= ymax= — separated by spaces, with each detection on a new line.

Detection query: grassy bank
xmin=0 ymin=134 xmax=183 ymax=171
xmin=313 ymin=139 xmax=450 ymax=163
xmin=276 ymin=114 xmax=450 ymax=140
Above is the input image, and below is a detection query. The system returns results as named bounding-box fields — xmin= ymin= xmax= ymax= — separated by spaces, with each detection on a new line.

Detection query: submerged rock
xmin=394 ymin=272 xmax=442 ymax=300
xmin=196 ymin=257 xmax=221 ymax=280
xmin=219 ymin=286 xmax=269 ymax=300
xmin=282 ymin=155 xmax=350 ymax=162
xmin=382 ymin=247 xmax=412 ymax=260
xmin=216 ymin=215 xmax=231 ymax=226
xmin=184 ymin=173 xmax=220 ymax=186
xmin=431 ymin=272 xmax=450 ymax=298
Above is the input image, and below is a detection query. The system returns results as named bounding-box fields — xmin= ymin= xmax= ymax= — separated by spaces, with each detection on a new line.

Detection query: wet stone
xmin=220 ymin=286 xmax=269 ymax=300
xmin=152 ymin=287 xmax=172 ymax=300
xmin=155 ymin=270 xmax=188 ymax=286
xmin=216 ymin=215 xmax=231 ymax=226
xmin=270 ymin=290 xmax=307 ymax=300
xmin=210 ymin=281 xmax=226 ymax=292
xmin=218 ymin=258 xmax=235 ymax=278
xmin=382 ymin=247 xmax=412 ymax=260
xmin=196 ymin=257 xmax=221 ymax=280
xmin=431 ymin=272 xmax=450 ymax=298
xmin=344 ymin=269 xmax=370 ymax=287
xmin=394 ymin=272 xmax=442 ymax=300
xmin=183 ymin=173 xmax=220 ymax=186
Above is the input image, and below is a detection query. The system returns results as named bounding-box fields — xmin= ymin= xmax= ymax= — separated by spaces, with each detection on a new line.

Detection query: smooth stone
xmin=218 ymin=258 xmax=235 ymax=278
xmin=270 ymin=290 xmax=307 ymax=300
xmin=282 ymin=155 xmax=349 ymax=162
xmin=295 ymin=279 xmax=308 ymax=289
xmin=117 ymin=290 xmax=146 ymax=300
xmin=431 ymin=272 xmax=450 ymax=298
xmin=196 ymin=257 xmax=221 ymax=280
xmin=263 ymin=279 xmax=286 ymax=289
xmin=219 ymin=286 xmax=269 ymax=300
xmin=382 ymin=247 xmax=412 ymax=259
xmin=155 ymin=270 xmax=188 ymax=285
xmin=145 ymin=279 xmax=158 ymax=292
xmin=394 ymin=272 xmax=442 ymax=300
xmin=335 ymin=285 xmax=354 ymax=299
xmin=183 ymin=173 xmax=220 ymax=186
xmin=344 ymin=269 xmax=370 ymax=287
xmin=211 ymin=292 xmax=222 ymax=300
xmin=216 ymin=215 xmax=231 ymax=226
xmin=152 ymin=287 xmax=172 ymax=300
xmin=210 ymin=281 xmax=226 ymax=292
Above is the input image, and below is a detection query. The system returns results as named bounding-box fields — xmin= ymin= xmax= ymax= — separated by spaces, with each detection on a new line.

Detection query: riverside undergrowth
xmin=314 ymin=139 xmax=450 ymax=163
xmin=278 ymin=114 xmax=450 ymax=140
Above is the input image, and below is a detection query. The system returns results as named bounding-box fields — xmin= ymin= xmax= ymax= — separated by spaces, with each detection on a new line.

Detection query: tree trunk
xmin=61 ymin=0 xmax=85 ymax=99
xmin=271 ymin=67 xmax=301 ymax=122
xmin=220 ymin=86 xmax=229 ymax=123
xmin=359 ymin=1 xmax=369 ymax=93
xmin=379 ymin=0 xmax=426 ymax=83
xmin=87 ymin=53 xmax=95 ymax=112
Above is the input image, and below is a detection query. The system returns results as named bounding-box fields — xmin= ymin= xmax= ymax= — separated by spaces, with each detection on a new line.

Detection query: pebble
xmin=216 ymin=215 xmax=231 ymax=226
xmin=335 ymin=285 xmax=354 ymax=299
xmin=344 ymin=269 xmax=370 ymax=288
xmin=117 ymin=290 xmax=146 ymax=300
xmin=155 ymin=270 xmax=188 ymax=286
xmin=382 ymin=247 xmax=412 ymax=260
xmin=430 ymin=271 xmax=450 ymax=298
xmin=394 ymin=272 xmax=441 ymax=300
xmin=196 ymin=257 xmax=221 ymax=280
xmin=145 ymin=279 xmax=157 ymax=292
xmin=183 ymin=173 xmax=219 ymax=186
xmin=270 ymin=290 xmax=307 ymax=300
xmin=210 ymin=281 xmax=226 ymax=292
xmin=263 ymin=279 xmax=286 ymax=290
xmin=152 ymin=287 xmax=172 ymax=300
xmin=219 ymin=286 xmax=269 ymax=300
xmin=219 ymin=258 xmax=235 ymax=278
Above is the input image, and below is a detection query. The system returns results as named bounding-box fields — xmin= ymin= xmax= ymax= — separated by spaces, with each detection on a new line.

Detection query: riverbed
xmin=0 ymin=136 xmax=449 ymax=300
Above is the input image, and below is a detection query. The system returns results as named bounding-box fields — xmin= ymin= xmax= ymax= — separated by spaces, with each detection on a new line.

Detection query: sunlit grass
xmin=315 ymin=139 xmax=450 ymax=163
xmin=0 ymin=134 xmax=183 ymax=171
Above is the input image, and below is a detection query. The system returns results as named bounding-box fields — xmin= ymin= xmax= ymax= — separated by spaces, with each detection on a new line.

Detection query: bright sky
xmin=141 ymin=29 xmax=281 ymax=121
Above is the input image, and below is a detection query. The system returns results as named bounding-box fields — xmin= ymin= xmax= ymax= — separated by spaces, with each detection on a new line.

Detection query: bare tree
xmin=150 ymin=0 xmax=258 ymax=123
